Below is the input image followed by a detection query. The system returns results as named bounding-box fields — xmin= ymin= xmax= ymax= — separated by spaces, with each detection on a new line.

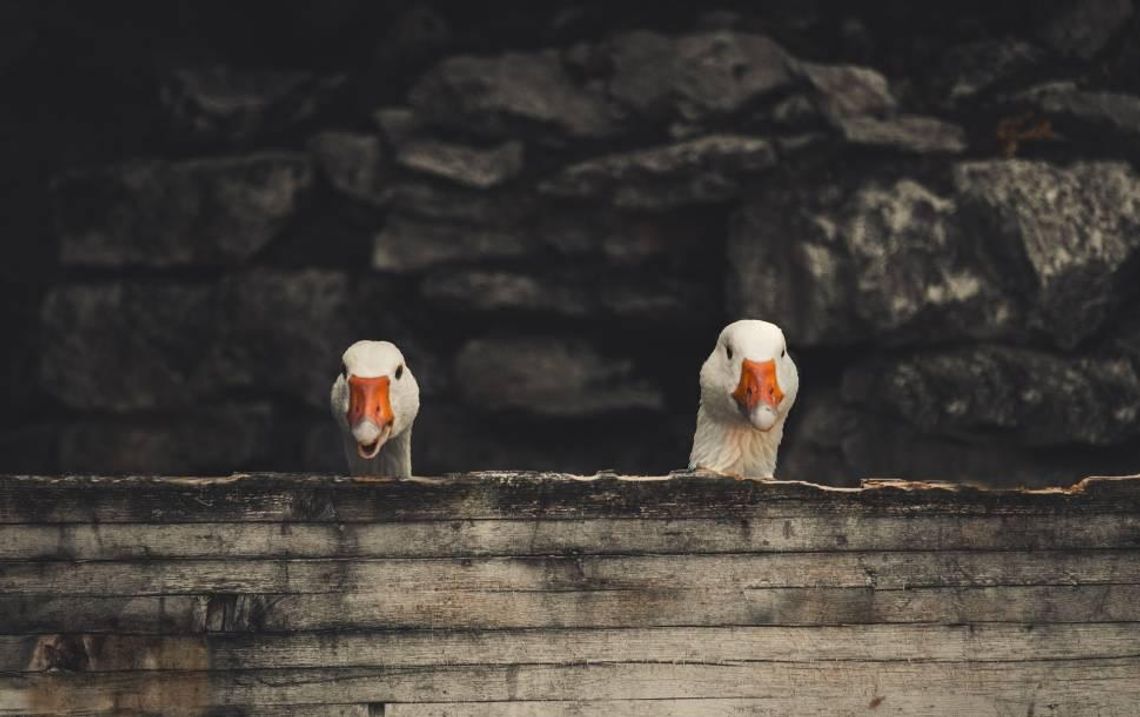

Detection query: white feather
xmin=688 ymin=320 xmax=799 ymax=478
xmin=330 ymin=340 xmax=420 ymax=478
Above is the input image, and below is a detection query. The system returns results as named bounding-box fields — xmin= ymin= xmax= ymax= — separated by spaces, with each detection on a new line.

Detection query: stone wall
xmin=3 ymin=1 xmax=1140 ymax=484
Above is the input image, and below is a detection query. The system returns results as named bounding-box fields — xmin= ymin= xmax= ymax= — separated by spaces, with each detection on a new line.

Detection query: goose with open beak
xmin=689 ymin=320 xmax=799 ymax=479
xmin=330 ymin=340 xmax=420 ymax=477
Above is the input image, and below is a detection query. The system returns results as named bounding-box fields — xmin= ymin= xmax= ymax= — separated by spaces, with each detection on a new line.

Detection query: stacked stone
xmin=15 ymin=0 xmax=1140 ymax=483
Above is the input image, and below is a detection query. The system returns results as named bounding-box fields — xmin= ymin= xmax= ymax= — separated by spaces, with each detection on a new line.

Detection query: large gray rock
xmin=953 ymin=160 xmax=1140 ymax=347
xmin=453 ymin=337 xmax=665 ymax=417
xmin=729 ymin=175 xmax=1022 ymax=346
xmin=40 ymin=283 xmax=217 ymax=411
xmin=408 ymin=51 xmax=620 ymax=141
xmin=540 ymin=134 xmax=777 ymax=209
xmin=781 ymin=389 xmax=1140 ymax=486
xmin=844 ymin=345 xmax=1140 ymax=447
xmin=54 ymin=153 xmax=312 ymax=267
xmin=309 ymin=131 xmax=390 ymax=206
xmin=161 ymin=66 xmax=345 ymax=145
xmin=604 ymin=30 xmax=903 ymax=131
xmin=607 ymin=31 xmax=794 ymax=123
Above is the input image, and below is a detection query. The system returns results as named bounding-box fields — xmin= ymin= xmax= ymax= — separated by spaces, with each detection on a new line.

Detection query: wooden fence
xmin=1 ymin=472 xmax=1139 ymax=715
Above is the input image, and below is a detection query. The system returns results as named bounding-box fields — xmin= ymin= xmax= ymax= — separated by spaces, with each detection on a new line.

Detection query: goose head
xmin=700 ymin=319 xmax=799 ymax=430
xmin=330 ymin=340 xmax=420 ymax=463
xmin=690 ymin=319 xmax=799 ymax=477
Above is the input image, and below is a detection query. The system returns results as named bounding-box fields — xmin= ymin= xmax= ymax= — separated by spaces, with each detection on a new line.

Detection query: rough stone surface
xmin=54 ymin=154 xmax=313 ymax=267
xmin=1015 ymin=84 xmax=1140 ymax=149
xmin=729 ymin=174 xmax=1023 ymax=346
xmin=454 ymin=337 xmax=665 ymax=417
xmin=408 ymin=51 xmax=620 ymax=141
xmin=1035 ymin=0 xmax=1134 ymax=60
xmin=606 ymin=31 xmax=794 ymax=123
xmin=844 ymin=345 xmax=1140 ymax=446
xmin=835 ymin=115 xmax=967 ymax=154
xmin=396 ymin=139 xmax=524 ymax=188
xmin=11 ymin=4 xmax=1140 ymax=484
xmin=953 ymin=160 xmax=1140 ymax=347
xmin=40 ymin=283 xmax=217 ymax=411
xmin=422 ymin=268 xmax=716 ymax=325
xmin=935 ymin=39 xmax=1045 ymax=107
xmin=373 ymin=214 xmax=532 ymax=273
xmin=541 ymin=134 xmax=777 ymax=209
xmin=202 ymin=270 xmax=353 ymax=410
xmin=59 ymin=404 xmax=278 ymax=475
xmin=794 ymin=62 xmax=896 ymax=124
xmin=161 ymin=66 xmax=345 ymax=145
xmin=309 ymin=131 xmax=389 ymax=206
xmin=41 ymin=271 xmax=353 ymax=413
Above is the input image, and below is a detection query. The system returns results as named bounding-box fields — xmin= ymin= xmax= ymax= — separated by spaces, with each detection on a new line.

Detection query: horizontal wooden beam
xmin=2 ymin=550 xmax=1138 ymax=596
xmin=2 ymin=512 xmax=1138 ymax=560
xmin=4 ymin=584 xmax=1140 ymax=634
xmin=3 ymin=659 xmax=1139 ymax=715
xmin=5 ymin=624 xmax=1140 ymax=673
xmin=3 ymin=473 xmax=1138 ymax=524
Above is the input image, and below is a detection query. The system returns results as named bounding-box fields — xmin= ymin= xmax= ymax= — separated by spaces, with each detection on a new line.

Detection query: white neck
xmin=341 ymin=428 xmax=413 ymax=478
xmin=688 ymin=405 xmax=785 ymax=479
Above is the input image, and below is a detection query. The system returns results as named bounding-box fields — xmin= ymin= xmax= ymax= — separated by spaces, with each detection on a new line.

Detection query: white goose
xmin=689 ymin=320 xmax=799 ymax=479
xmin=330 ymin=340 xmax=420 ymax=477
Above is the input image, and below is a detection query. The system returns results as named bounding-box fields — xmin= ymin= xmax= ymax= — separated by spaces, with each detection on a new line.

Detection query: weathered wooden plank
xmin=2 ymin=659 xmax=1139 ymax=714
xmin=5 ymin=584 xmax=1140 ymax=634
xmin=3 ymin=512 xmax=1138 ymax=561
xmin=2 ymin=473 xmax=1137 ymax=524
xmin=388 ymin=695 xmax=1140 ymax=717
xmin=3 ymin=624 xmax=1138 ymax=673
xmin=2 ymin=550 xmax=1137 ymax=596
xmin=0 ymin=595 xmax=206 ymax=634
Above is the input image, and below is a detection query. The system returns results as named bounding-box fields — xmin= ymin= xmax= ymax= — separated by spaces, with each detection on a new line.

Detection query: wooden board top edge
xmin=2 ymin=471 xmax=1138 ymax=496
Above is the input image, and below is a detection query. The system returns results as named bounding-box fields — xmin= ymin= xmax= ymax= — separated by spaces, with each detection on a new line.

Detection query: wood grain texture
xmin=3 ymin=512 xmax=1138 ymax=560
xmin=3 ymin=473 xmax=1138 ymax=524
xmin=2 ymin=550 xmax=1138 ymax=596
xmin=3 ymin=659 xmax=1140 ymax=714
xmin=2 ymin=472 xmax=1138 ymax=716
xmin=4 ymin=584 xmax=1140 ymax=635
xmin=4 ymin=623 xmax=1139 ymax=672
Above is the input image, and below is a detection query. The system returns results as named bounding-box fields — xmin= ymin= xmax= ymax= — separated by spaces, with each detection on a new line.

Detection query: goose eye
xmin=395 ymin=364 xmax=404 ymax=380
xmin=780 ymin=348 xmax=786 ymax=358
xmin=725 ymin=345 xmax=733 ymax=361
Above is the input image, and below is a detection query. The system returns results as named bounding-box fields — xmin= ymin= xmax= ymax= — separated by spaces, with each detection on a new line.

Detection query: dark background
xmin=2 ymin=0 xmax=1140 ymax=485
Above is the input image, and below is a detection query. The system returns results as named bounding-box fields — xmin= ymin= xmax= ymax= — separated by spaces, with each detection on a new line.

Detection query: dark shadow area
xmin=3 ymin=0 xmax=1140 ymax=485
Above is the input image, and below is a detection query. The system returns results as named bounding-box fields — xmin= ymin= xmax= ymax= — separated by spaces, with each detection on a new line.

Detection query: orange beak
xmin=347 ymin=375 xmax=394 ymax=431
xmin=731 ymin=358 xmax=784 ymax=414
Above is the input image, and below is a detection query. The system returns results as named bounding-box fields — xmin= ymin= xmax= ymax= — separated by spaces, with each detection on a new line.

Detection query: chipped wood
xmin=1 ymin=471 xmax=1138 ymax=714
xmin=3 ymin=473 xmax=1138 ymax=524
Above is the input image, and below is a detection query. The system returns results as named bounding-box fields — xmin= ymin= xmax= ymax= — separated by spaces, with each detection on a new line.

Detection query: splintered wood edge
xmin=2 ymin=471 xmax=1138 ymax=496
